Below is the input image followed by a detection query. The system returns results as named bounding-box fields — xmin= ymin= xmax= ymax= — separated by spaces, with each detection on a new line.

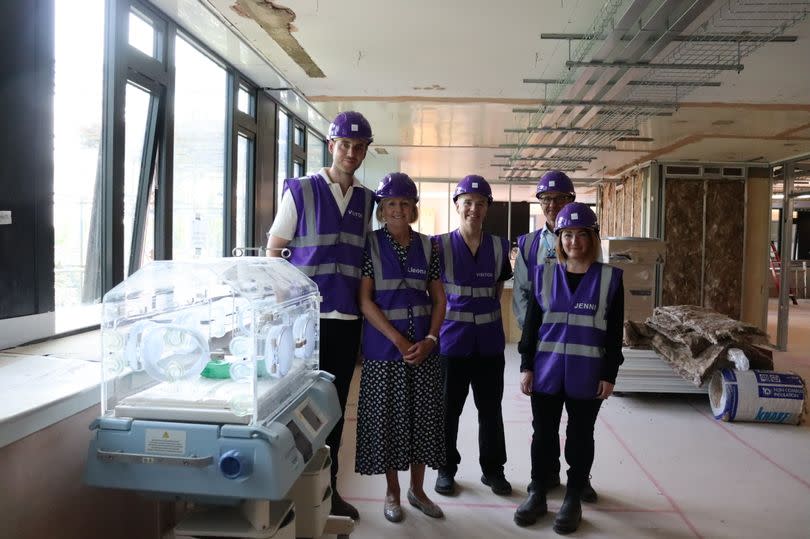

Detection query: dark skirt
xmin=354 ymin=352 xmax=446 ymax=475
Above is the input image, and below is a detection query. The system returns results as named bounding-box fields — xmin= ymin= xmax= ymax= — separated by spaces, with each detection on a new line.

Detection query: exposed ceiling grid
xmin=149 ymin=0 xmax=810 ymax=195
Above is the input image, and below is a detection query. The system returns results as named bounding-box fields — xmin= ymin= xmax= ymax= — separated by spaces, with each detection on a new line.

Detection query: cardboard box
xmin=602 ymin=237 xmax=666 ymax=265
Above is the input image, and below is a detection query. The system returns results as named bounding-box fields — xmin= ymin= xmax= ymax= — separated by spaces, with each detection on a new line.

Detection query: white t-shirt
xmin=268 ymin=168 xmax=371 ymax=320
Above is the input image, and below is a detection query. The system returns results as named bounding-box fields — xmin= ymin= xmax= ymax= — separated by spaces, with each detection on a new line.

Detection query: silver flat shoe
xmin=384 ymin=497 xmax=403 ymax=523
xmin=407 ymin=489 xmax=444 ymax=518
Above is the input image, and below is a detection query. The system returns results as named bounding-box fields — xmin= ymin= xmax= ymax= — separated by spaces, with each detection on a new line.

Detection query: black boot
xmin=434 ymin=469 xmax=456 ymax=495
xmin=581 ymin=478 xmax=598 ymax=503
xmin=514 ymin=489 xmax=547 ymax=527
xmin=553 ymin=488 xmax=582 ymax=535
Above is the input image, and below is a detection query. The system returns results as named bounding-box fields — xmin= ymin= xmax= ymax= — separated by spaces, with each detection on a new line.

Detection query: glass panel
xmin=123 ymin=83 xmax=152 ymax=277
xmin=417 ymin=182 xmax=452 ymax=236
xmin=294 ymin=125 xmax=305 ymax=147
xmin=141 ymin=164 xmax=157 ymax=268
xmin=293 ymin=160 xmax=304 ymax=179
xmin=237 ymin=85 xmax=253 ymax=116
xmin=306 ymin=131 xmax=324 ymax=175
xmin=277 ymin=110 xmax=289 ymax=208
xmin=129 ymin=9 xmax=155 ymax=58
xmin=53 ymin=0 xmax=105 ymax=332
xmin=173 ymin=36 xmax=227 ymax=260
xmin=236 ymin=134 xmax=252 ymax=248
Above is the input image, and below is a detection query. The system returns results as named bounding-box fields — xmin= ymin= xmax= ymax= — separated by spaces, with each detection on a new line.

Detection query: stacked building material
xmin=624 ymin=305 xmax=773 ymax=387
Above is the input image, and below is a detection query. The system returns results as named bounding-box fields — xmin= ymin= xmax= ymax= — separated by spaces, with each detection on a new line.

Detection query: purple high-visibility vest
xmin=531 ymin=262 xmax=622 ymax=398
xmin=284 ymin=174 xmax=374 ymax=316
xmin=435 ymin=230 xmax=508 ymax=357
xmin=362 ymin=229 xmax=433 ymax=361
xmin=517 ymin=228 xmax=555 ymax=276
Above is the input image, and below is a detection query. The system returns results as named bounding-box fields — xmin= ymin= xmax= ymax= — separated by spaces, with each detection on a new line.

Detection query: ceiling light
xmin=711 ymin=120 xmax=735 ymax=126
xmin=374 ymin=148 xmax=389 ymax=155
xmin=617 ymin=137 xmax=655 ymax=142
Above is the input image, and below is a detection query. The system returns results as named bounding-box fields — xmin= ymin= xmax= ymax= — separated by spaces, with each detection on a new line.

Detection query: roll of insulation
xmin=709 ymin=369 xmax=806 ymax=425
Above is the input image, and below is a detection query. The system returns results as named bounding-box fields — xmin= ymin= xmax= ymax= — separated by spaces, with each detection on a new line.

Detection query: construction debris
xmin=624 ymin=305 xmax=773 ymax=387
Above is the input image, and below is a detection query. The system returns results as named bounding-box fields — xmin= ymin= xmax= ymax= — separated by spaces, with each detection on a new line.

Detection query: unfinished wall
xmin=598 ymin=168 xmax=644 ymax=237
xmin=741 ymin=170 xmax=772 ymax=331
xmin=662 ymin=179 xmax=704 ymax=306
xmin=703 ymin=180 xmax=745 ymax=319
xmin=661 ymin=177 xmax=746 ymax=319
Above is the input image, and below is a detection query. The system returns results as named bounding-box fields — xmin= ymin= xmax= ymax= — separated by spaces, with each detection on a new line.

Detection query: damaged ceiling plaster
xmin=233 ymin=0 xmax=325 ymax=78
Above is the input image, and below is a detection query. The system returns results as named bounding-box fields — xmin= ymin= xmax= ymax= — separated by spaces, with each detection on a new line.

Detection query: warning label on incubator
xmin=145 ymin=429 xmax=187 ymax=455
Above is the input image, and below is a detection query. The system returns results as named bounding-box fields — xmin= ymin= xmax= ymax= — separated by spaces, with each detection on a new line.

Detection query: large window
xmin=172 ymin=36 xmax=227 ymax=259
xmin=235 ymin=134 xmax=254 ymax=248
xmin=46 ymin=0 xmax=302 ymax=340
xmin=416 ymin=181 xmax=453 ymax=236
xmin=53 ymin=0 xmax=105 ymax=331
xmin=277 ymin=109 xmax=290 ymax=207
xmin=306 ymin=130 xmax=325 ymax=175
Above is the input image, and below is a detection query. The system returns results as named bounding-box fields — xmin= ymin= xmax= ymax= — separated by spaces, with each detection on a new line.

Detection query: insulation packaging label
xmin=145 ymin=428 xmax=187 ymax=455
xmin=709 ymin=368 xmax=806 ymax=425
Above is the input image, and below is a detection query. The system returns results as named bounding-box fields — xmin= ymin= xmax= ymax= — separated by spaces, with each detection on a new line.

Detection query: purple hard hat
xmin=536 ymin=170 xmax=576 ymax=200
xmin=375 ymin=172 xmax=419 ymax=202
xmin=328 ymin=111 xmax=373 ymax=143
xmin=453 ymin=175 xmax=493 ymax=204
xmin=555 ymin=202 xmax=599 ymax=234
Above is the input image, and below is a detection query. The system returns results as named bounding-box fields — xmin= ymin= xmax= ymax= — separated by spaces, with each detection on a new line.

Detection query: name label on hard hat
xmin=549 ymin=180 xmax=556 ymax=186
xmin=571 ymin=213 xmax=579 ymax=220
xmin=351 ymin=124 xmax=359 ymax=131
xmin=145 ymin=428 xmax=187 ymax=455
xmin=472 ymin=182 xmax=479 ymax=187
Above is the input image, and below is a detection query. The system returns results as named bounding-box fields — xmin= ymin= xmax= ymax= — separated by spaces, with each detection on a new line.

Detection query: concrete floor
xmin=332 ymin=300 xmax=810 ymax=538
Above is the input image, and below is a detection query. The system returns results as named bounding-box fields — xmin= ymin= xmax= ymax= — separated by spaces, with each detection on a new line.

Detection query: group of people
xmin=267 ymin=111 xmax=625 ymax=535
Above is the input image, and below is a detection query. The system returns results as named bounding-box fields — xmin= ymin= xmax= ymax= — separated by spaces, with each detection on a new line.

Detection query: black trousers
xmin=320 ymin=318 xmax=362 ymax=486
xmin=529 ymin=393 xmax=603 ymax=491
xmin=440 ymin=353 xmax=507 ymax=477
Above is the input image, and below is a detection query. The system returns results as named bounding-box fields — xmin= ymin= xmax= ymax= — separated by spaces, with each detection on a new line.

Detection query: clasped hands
xmin=396 ymin=337 xmax=436 ymax=366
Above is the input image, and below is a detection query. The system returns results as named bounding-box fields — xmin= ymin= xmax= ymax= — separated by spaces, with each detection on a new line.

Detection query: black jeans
xmin=320 ymin=318 xmax=363 ymax=486
xmin=440 ymin=353 xmax=507 ymax=477
xmin=529 ymin=393 xmax=603 ymax=491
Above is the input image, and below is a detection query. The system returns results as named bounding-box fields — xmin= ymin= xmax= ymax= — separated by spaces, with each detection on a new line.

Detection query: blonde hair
xmin=375 ymin=199 xmax=420 ymax=224
xmin=555 ymin=228 xmax=602 ymax=265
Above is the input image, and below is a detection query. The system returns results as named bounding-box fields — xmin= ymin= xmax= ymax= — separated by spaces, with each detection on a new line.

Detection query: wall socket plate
xmin=0 ymin=211 xmax=11 ymax=225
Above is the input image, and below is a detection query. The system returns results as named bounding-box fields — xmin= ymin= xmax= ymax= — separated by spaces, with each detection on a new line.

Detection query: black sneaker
xmin=434 ymin=471 xmax=456 ymax=495
xmin=481 ymin=473 xmax=512 ymax=495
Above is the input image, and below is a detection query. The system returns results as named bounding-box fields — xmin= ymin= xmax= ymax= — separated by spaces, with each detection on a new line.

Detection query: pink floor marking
xmin=689 ymin=401 xmax=810 ymax=490
xmin=599 ymin=415 xmax=704 ymax=539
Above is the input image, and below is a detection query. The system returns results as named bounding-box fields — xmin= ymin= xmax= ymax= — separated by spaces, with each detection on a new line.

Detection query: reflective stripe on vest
xmin=440 ymin=233 xmax=503 ymax=297
xmin=381 ymin=304 xmax=432 ymax=321
xmin=369 ymin=232 xmax=431 ymax=291
xmin=536 ymin=341 xmax=604 ymax=358
xmin=541 ymin=263 xmax=614 ymax=331
xmin=445 ymin=309 xmax=502 ymax=325
xmin=298 ymin=262 xmax=362 ymax=279
xmin=288 ymin=176 xmax=372 ymax=248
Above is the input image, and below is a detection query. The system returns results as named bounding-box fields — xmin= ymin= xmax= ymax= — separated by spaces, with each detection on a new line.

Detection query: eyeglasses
xmin=538 ymin=195 xmax=573 ymax=206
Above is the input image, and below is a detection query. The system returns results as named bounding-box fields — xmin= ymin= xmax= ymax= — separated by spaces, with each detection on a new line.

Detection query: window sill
xmin=0 ymin=330 xmax=102 ymax=448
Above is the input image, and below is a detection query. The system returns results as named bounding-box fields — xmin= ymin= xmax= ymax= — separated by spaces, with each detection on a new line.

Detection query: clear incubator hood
xmin=99 ymin=257 xmax=321 ymax=427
